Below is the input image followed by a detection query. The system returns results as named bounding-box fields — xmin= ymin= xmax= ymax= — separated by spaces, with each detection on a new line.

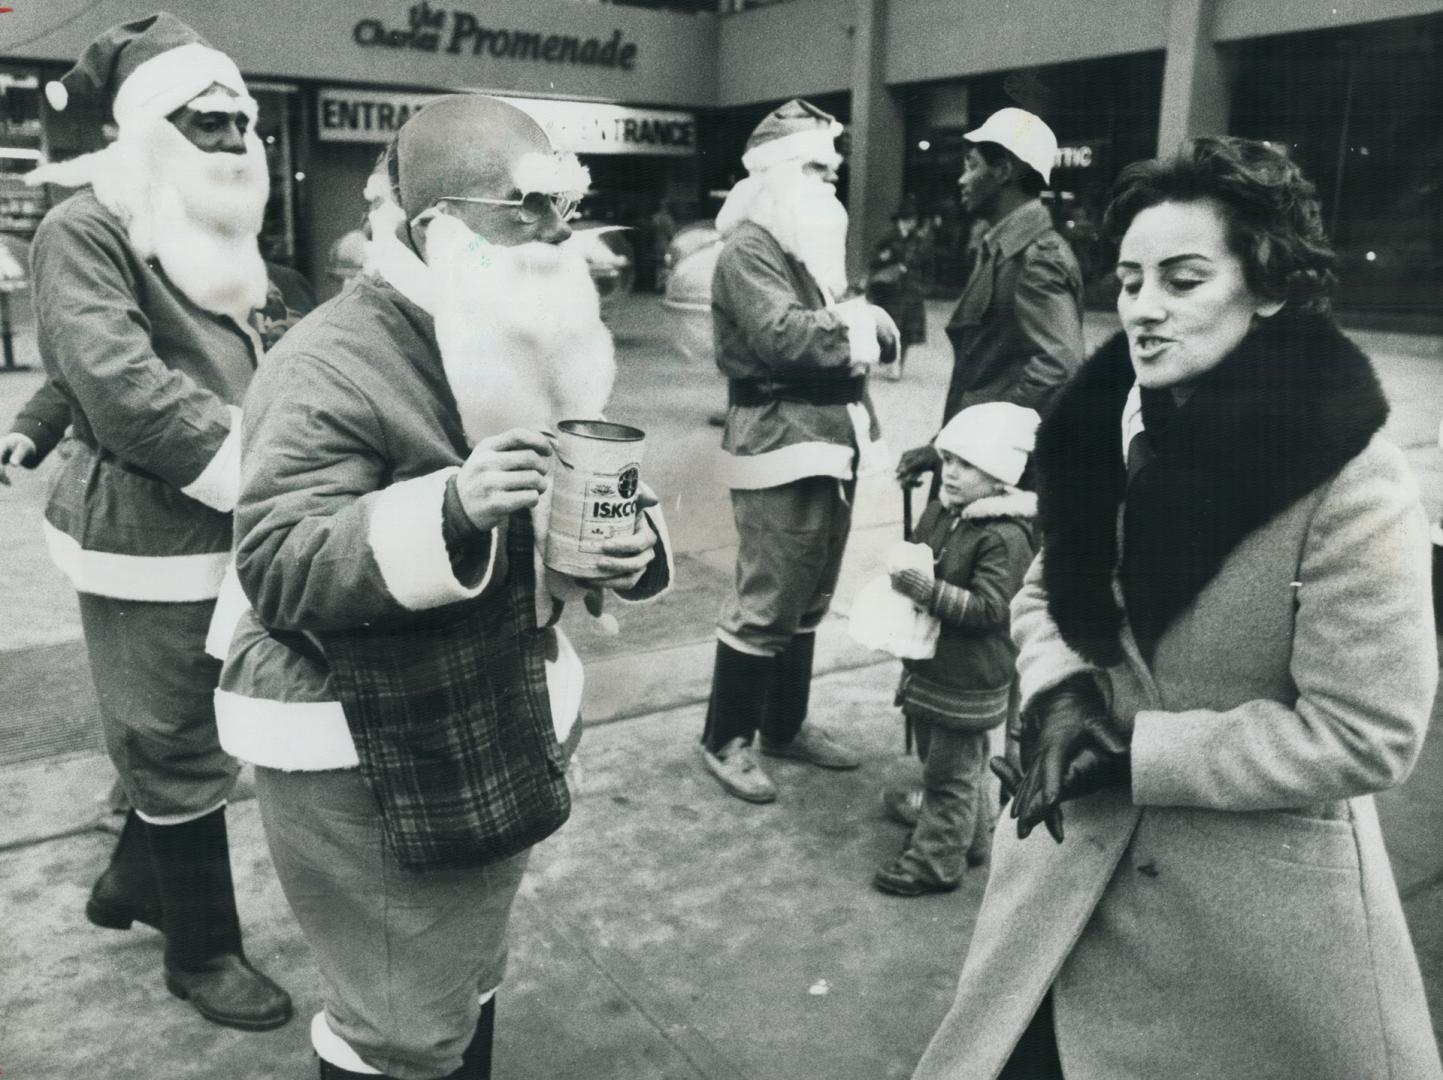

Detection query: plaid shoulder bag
xmin=319 ymin=512 xmax=571 ymax=872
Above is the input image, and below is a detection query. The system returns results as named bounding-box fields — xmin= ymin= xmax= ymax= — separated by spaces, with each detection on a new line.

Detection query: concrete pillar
xmin=1156 ymin=0 xmax=1232 ymax=156
xmin=846 ymin=0 xmax=905 ymax=286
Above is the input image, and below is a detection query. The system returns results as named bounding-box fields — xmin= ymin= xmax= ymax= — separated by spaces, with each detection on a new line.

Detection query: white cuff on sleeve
xmin=368 ymin=467 xmax=498 ymax=611
xmin=835 ymin=298 xmax=880 ymax=366
xmin=181 ymin=405 xmax=243 ymax=513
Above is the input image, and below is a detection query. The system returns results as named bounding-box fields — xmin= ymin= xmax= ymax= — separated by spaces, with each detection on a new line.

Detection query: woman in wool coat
xmin=912 ymin=136 xmax=1440 ymax=1080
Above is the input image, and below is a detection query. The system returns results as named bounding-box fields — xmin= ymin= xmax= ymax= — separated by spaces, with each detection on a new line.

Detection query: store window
xmin=1229 ymin=13 xmax=1443 ymax=317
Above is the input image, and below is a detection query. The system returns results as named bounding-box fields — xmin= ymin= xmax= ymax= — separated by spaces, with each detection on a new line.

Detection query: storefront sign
xmin=317 ymin=88 xmax=696 ymax=157
xmin=1054 ymin=145 xmax=1095 ymax=169
xmin=353 ymin=3 xmax=638 ymax=71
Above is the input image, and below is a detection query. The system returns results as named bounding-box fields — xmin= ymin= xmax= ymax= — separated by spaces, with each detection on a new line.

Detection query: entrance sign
xmin=317 ymin=88 xmax=696 ymax=157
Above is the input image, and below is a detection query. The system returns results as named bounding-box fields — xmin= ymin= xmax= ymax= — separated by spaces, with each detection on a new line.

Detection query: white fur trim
xmin=742 ymin=128 xmax=842 ymax=174
xmin=961 ymin=490 xmax=1038 ymax=521
xmin=1432 ymin=521 xmax=1443 ymax=547
xmin=185 ymin=91 xmax=258 ymax=123
xmin=716 ymin=628 xmax=776 ymax=657
xmin=834 ymin=298 xmax=880 ymax=367
xmin=546 ymin=630 xmax=583 ymax=744
xmin=44 ymin=81 xmax=67 ymax=111
xmin=25 ymin=145 xmax=116 ymax=189
xmin=367 ymin=468 xmax=498 ymax=611
xmin=112 ymin=42 xmax=247 ymax=130
xmin=136 ymin=799 xmax=228 ymax=825
xmin=717 ymin=442 xmax=856 ymax=490
xmin=311 ymin=1013 xmax=381 ymax=1074
xmin=204 ymin=562 xmax=249 ymax=661
xmin=180 ymin=405 xmax=242 ymax=513
xmin=215 ymin=689 xmax=359 ymax=771
xmin=370 ymin=227 xmax=434 ymax=313
xmin=43 ymin=520 xmax=228 ymax=601
xmin=512 ymin=151 xmax=591 ymax=196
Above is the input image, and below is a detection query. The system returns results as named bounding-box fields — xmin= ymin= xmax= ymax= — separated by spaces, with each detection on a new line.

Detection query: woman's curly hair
xmin=1104 ymin=136 xmax=1337 ymax=315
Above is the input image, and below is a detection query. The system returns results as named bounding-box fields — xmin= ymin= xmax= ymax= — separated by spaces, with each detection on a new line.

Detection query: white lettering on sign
xmin=1054 ymin=145 xmax=1094 ymax=169
xmin=316 ymin=88 xmax=696 ymax=156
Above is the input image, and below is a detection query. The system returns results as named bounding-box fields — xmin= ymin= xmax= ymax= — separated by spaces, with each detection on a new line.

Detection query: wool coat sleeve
xmin=29 ymin=207 xmax=238 ymax=501
xmin=233 ymin=354 xmax=500 ymax=633
xmin=1011 ymin=550 xmax=1102 ymax=709
xmin=1007 ymin=243 xmax=1085 ymax=412
xmin=714 ymin=229 xmax=875 ymax=371
xmin=1131 ymin=442 xmax=1438 ymax=809
xmin=8 ymin=379 xmax=70 ymax=464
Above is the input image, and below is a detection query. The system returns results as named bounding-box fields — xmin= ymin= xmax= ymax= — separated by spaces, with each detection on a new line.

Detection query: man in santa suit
xmin=700 ymin=99 xmax=899 ymax=803
xmin=25 ymin=13 xmax=306 ymax=1031
xmin=210 ymin=94 xmax=671 ymax=1079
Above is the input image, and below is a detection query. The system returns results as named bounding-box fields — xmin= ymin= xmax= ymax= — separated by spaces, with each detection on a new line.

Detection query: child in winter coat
xmin=874 ymin=402 xmax=1039 ymax=896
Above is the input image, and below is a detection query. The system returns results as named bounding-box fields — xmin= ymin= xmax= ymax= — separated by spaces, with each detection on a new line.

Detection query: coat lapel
xmin=1036 ymin=314 xmax=1389 ymax=667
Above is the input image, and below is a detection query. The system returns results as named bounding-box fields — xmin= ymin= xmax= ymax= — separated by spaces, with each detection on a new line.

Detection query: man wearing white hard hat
xmin=24 ymin=11 xmax=309 ymax=1032
xmin=897 ymin=107 xmax=1083 ymax=487
xmin=701 ymin=98 xmax=899 ymax=803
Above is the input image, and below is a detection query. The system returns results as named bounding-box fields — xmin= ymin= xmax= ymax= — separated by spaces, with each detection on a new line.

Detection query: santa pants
xmin=78 ymin=593 xmax=237 ymax=821
xmin=716 ymin=475 xmax=854 ymax=656
xmin=254 ymin=765 xmax=527 ymax=1080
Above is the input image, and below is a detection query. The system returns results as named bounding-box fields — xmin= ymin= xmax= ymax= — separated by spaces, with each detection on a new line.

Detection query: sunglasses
xmin=437 ymin=191 xmax=581 ymax=224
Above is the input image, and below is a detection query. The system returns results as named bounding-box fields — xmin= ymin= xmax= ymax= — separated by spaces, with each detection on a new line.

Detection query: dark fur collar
xmin=1035 ymin=313 xmax=1388 ymax=667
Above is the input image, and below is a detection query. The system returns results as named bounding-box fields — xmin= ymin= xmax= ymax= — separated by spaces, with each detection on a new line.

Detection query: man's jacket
xmin=942 ymin=199 xmax=1084 ymax=424
xmin=30 ymin=188 xmax=312 ymax=601
xmin=712 ymin=221 xmax=886 ymax=489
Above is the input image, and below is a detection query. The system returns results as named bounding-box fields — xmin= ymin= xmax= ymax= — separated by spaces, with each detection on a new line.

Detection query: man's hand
xmin=896 ymin=444 xmax=939 ymax=487
xmin=0 ymin=432 xmax=37 ymax=486
xmin=889 ymin=567 xmax=932 ymax=606
xmin=454 ymin=428 xmax=552 ymax=533
xmin=572 ymin=484 xmax=660 ymax=593
xmin=872 ymin=305 xmax=900 ymax=366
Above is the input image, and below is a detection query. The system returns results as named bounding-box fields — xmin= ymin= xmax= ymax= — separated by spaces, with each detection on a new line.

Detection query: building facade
xmin=2 ymin=0 xmax=1440 ymax=313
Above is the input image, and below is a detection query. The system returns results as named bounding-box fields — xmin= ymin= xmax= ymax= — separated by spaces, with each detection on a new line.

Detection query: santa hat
xmin=44 ymin=12 xmax=252 ymax=130
xmin=934 ymin=402 xmax=1040 ymax=488
xmin=740 ymin=98 xmax=844 ymax=174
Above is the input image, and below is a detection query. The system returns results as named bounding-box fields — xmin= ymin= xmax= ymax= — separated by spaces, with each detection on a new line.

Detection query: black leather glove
xmin=990 ymin=675 xmax=1130 ymax=844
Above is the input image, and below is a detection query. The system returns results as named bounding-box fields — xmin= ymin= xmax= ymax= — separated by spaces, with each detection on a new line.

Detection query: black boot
xmin=318 ymin=1059 xmax=398 ymax=1080
xmin=701 ymin=641 xmax=778 ymax=752
xmin=451 ymin=996 xmax=495 ymax=1080
xmin=701 ymin=642 xmax=781 ymax=802
xmin=760 ymin=634 xmax=858 ymax=769
xmin=146 ymin=807 xmax=293 ymax=1031
xmin=759 ymin=633 xmax=816 ymax=746
xmin=86 ymin=809 xmax=164 ymax=933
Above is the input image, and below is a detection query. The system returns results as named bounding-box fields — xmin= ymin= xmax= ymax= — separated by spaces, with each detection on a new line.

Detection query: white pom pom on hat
xmin=44 ymin=81 xmax=69 ymax=111
xmin=934 ymin=402 xmax=1041 ymax=488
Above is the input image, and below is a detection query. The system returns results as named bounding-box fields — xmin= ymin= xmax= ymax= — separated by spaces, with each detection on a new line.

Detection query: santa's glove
xmin=993 ymin=675 xmax=1129 ymax=844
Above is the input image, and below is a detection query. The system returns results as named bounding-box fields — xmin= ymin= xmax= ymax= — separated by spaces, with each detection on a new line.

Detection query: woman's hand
xmin=991 ymin=675 xmax=1130 ymax=843
xmin=889 ymin=567 xmax=933 ymax=606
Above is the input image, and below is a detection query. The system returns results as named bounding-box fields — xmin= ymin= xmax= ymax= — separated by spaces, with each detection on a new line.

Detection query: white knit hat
xmin=963 ymin=107 xmax=1058 ymax=184
xmin=741 ymin=98 xmax=844 ymax=174
xmin=934 ymin=402 xmax=1040 ymax=487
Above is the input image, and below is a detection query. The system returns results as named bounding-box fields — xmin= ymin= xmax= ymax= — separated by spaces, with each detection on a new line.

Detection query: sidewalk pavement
xmin=2 ymin=299 xmax=1442 ymax=1077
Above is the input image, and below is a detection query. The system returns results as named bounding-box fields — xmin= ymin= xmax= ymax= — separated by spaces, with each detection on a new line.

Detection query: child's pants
xmin=901 ymin=716 xmax=998 ymax=884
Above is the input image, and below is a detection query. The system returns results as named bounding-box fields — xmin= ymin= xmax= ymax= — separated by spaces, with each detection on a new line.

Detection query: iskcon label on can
xmin=544 ymin=419 xmax=646 ymax=577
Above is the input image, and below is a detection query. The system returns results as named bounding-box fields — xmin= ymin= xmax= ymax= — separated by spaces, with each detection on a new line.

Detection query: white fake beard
xmin=426 ymin=213 xmax=616 ymax=447
xmin=742 ymin=167 xmax=850 ymax=299
xmin=426 ymin=214 xmax=617 ymax=597
xmin=97 ymin=119 xmax=270 ymax=322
